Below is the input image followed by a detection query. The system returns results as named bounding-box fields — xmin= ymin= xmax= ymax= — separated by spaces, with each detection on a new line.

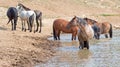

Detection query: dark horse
xmin=84 ymin=17 xmax=112 ymax=39
xmin=18 ymin=3 xmax=42 ymax=33
xmin=67 ymin=16 xmax=94 ymax=49
xmin=53 ymin=19 xmax=79 ymax=40
xmin=7 ymin=7 xmax=18 ymax=30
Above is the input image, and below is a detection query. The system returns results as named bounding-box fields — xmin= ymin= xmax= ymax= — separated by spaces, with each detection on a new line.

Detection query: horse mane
xmin=18 ymin=3 xmax=31 ymax=11
xmin=83 ymin=17 xmax=98 ymax=24
xmin=76 ymin=17 xmax=87 ymax=26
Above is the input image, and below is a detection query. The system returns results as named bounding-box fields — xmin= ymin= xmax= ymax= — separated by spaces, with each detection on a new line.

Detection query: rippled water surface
xmin=35 ymin=30 xmax=120 ymax=67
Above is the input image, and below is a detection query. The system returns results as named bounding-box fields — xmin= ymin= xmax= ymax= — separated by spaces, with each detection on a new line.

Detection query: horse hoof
xmin=35 ymin=30 xmax=38 ymax=32
xmin=29 ymin=30 xmax=32 ymax=32
xmin=39 ymin=31 xmax=41 ymax=33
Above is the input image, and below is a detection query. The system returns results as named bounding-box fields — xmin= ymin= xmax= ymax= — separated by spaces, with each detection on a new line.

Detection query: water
xmin=35 ymin=30 xmax=120 ymax=67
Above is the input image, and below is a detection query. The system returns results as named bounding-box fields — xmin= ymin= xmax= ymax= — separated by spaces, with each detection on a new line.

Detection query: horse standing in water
xmin=16 ymin=4 xmax=36 ymax=32
xmin=7 ymin=7 xmax=18 ymax=30
xmin=53 ymin=19 xmax=79 ymax=40
xmin=18 ymin=3 xmax=42 ymax=33
xmin=67 ymin=16 xmax=94 ymax=49
xmin=84 ymin=17 xmax=112 ymax=39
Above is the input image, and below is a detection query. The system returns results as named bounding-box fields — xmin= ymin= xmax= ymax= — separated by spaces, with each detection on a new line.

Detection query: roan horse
xmin=84 ymin=17 xmax=112 ymax=39
xmin=67 ymin=16 xmax=94 ymax=49
xmin=18 ymin=3 xmax=42 ymax=33
xmin=7 ymin=7 xmax=18 ymax=30
xmin=16 ymin=4 xmax=36 ymax=32
xmin=53 ymin=19 xmax=79 ymax=40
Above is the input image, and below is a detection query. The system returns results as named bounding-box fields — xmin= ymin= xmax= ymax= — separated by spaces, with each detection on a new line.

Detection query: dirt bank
xmin=0 ymin=6 xmax=60 ymax=67
xmin=0 ymin=26 xmax=60 ymax=67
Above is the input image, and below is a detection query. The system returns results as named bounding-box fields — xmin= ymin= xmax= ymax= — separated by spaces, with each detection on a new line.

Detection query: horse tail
xmin=109 ymin=24 xmax=112 ymax=38
xmin=7 ymin=19 xmax=11 ymax=24
xmin=53 ymin=25 xmax=57 ymax=40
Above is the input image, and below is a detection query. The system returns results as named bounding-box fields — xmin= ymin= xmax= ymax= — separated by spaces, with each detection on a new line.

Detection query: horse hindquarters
xmin=7 ymin=7 xmax=18 ymax=30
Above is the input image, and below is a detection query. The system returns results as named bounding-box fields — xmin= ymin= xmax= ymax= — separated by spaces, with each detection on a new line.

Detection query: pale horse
xmin=16 ymin=5 xmax=36 ymax=32
xmin=67 ymin=16 xmax=94 ymax=49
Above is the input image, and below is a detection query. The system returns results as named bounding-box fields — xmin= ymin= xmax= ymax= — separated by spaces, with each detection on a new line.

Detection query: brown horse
xmin=84 ymin=17 xmax=112 ymax=39
xmin=67 ymin=16 xmax=94 ymax=49
xmin=53 ymin=19 xmax=79 ymax=40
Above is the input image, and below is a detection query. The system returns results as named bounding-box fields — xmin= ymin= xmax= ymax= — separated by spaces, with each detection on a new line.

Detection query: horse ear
xmin=74 ymin=15 xmax=76 ymax=18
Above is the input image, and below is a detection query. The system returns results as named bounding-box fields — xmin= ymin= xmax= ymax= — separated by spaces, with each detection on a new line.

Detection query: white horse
xmin=16 ymin=5 xmax=36 ymax=32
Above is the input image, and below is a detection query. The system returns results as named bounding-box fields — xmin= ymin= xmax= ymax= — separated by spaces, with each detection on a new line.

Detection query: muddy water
xmin=35 ymin=29 xmax=120 ymax=67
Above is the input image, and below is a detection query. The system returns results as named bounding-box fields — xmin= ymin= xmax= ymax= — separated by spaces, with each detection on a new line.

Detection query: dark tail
xmin=7 ymin=19 xmax=11 ymax=25
xmin=109 ymin=24 xmax=112 ymax=38
xmin=53 ymin=26 xmax=57 ymax=40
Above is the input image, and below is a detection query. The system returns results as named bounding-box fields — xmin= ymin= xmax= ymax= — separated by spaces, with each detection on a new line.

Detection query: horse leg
xmin=71 ymin=36 xmax=73 ymax=40
xmin=27 ymin=21 xmax=30 ymax=30
xmin=78 ymin=36 xmax=84 ymax=49
xmin=29 ymin=17 xmax=32 ymax=32
xmin=74 ymin=36 xmax=76 ymax=40
xmin=72 ymin=32 xmax=76 ymax=40
xmin=21 ymin=20 xmax=24 ymax=31
xmin=55 ymin=30 xmax=60 ymax=40
xmin=84 ymin=40 xmax=89 ymax=49
xmin=79 ymin=41 xmax=84 ymax=49
xmin=71 ymin=34 xmax=74 ymax=40
xmin=109 ymin=24 xmax=112 ymax=38
xmin=74 ymin=32 xmax=77 ymax=40
xmin=24 ymin=21 xmax=26 ymax=32
xmin=13 ymin=19 xmax=17 ymax=30
xmin=39 ymin=18 xmax=42 ymax=33
xmin=36 ymin=18 xmax=39 ymax=32
xmin=11 ymin=20 xmax=14 ymax=31
xmin=105 ymin=34 xmax=108 ymax=38
xmin=58 ymin=31 xmax=60 ymax=40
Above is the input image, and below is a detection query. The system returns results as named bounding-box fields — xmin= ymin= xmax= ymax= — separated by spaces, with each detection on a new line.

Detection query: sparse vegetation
xmin=100 ymin=14 xmax=120 ymax=16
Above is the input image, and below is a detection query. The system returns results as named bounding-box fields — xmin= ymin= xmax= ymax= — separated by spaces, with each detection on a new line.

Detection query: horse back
xmin=53 ymin=19 xmax=78 ymax=33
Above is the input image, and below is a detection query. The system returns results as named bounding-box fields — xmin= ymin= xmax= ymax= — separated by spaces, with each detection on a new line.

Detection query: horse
xmin=53 ymin=19 xmax=79 ymax=40
xmin=83 ymin=17 xmax=100 ymax=39
xmin=34 ymin=10 xmax=42 ymax=33
xmin=67 ymin=16 xmax=94 ymax=49
xmin=18 ymin=3 xmax=42 ymax=33
xmin=6 ymin=7 xmax=18 ymax=30
xmin=84 ymin=17 xmax=112 ymax=39
xmin=16 ymin=4 xmax=36 ymax=32
xmin=83 ymin=17 xmax=97 ymax=26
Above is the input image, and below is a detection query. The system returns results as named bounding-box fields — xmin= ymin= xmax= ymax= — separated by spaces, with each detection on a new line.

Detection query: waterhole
xmin=35 ymin=29 xmax=120 ymax=67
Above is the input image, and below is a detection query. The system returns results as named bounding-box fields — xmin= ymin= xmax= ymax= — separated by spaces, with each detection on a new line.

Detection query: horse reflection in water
xmin=67 ymin=16 xmax=94 ymax=49
xmin=84 ymin=17 xmax=112 ymax=39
